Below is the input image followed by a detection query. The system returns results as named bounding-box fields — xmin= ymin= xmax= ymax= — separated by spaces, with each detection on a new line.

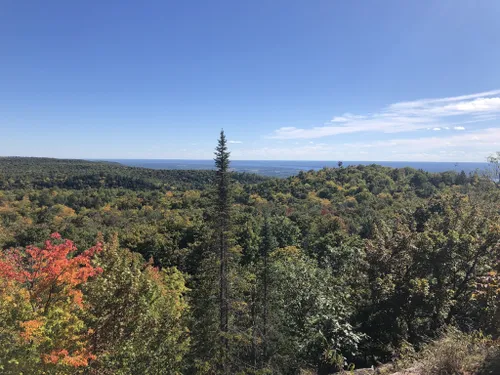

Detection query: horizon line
xmin=0 ymin=156 xmax=489 ymax=164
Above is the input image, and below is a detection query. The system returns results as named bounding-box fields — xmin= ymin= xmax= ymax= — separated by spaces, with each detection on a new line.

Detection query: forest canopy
xmin=1 ymin=147 xmax=499 ymax=374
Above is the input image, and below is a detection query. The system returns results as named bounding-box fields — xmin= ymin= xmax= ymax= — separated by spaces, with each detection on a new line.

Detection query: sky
xmin=1 ymin=0 xmax=500 ymax=162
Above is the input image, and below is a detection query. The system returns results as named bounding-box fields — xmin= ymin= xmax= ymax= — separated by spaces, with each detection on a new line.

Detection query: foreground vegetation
xmin=1 ymin=138 xmax=500 ymax=374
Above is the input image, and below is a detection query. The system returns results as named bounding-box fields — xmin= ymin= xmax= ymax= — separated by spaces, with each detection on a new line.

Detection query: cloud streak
xmin=236 ymin=127 xmax=500 ymax=162
xmin=271 ymin=90 xmax=500 ymax=139
xmin=348 ymin=127 xmax=500 ymax=152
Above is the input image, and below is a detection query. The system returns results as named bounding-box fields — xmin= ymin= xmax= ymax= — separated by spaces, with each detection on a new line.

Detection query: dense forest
xmin=1 ymin=135 xmax=500 ymax=375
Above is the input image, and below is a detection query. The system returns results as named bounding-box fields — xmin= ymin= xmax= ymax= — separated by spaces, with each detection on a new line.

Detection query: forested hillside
xmin=1 ymin=140 xmax=500 ymax=374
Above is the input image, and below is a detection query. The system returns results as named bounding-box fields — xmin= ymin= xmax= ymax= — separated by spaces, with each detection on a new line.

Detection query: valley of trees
xmin=1 ymin=134 xmax=500 ymax=374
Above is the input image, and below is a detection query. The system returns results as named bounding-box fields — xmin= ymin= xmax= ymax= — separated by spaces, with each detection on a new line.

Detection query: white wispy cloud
xmin=388 ymin=89 xmax=500 ymax=109
xmin=270 ymin=90 xmax=500 ymax=139
xmin=228 ymin=140 xmax=243 ymax=144
xmin=349 ymin=128 xmax=500 ymax=152
xmin=235 ymin=127 xmax=500 ymax=162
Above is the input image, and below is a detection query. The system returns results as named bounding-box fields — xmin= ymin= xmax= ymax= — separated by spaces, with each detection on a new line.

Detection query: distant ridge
xmin=101 ymin=158 xmax=488 ymax=178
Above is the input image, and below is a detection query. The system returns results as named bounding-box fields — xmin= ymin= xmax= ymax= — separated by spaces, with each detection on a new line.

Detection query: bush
xmin=419 ymin=330 xmax=492 ymax=375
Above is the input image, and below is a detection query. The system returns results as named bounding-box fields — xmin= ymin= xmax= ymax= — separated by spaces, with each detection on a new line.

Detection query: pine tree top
xmin=215 ymin=129 xmax=230 ymax=172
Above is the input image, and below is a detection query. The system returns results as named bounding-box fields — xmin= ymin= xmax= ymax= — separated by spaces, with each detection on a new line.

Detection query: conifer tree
xmin=214 ymin=130 xmax=231 ymax=373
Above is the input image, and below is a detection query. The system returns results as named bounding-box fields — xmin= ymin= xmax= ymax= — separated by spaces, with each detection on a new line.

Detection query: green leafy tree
xmin=359 ymin=193 xmax=500 ymax=361
xmin=267 ymin=247 xmax=362 ymax=374
xmin=260 ymin=217 xmax=277 ymax=368
xmin=83 ymin=234 xmax=190 ymax=374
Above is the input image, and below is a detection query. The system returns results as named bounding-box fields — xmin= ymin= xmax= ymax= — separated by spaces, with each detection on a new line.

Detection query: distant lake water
xmin=97 ymin=159 xmax=489 ymax=178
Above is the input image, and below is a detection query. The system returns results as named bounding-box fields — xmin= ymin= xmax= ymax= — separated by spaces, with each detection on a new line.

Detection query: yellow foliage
xmin=271 ymin=246 xmax=302 ymax=259
xmin=377 ymin=192 xmax=392 ymax=200
xmin=20 ymin=319 xmax=45 ymax=342
xmin=183 ymin=190 xmax=201 ymax=201
xmin=249 ymin=193 xmax=267 ymax=205
xmin=56 ymin=205 xmax=76 ymax=218
xmin=274 ymin=192 xmax=293 ymax=204
xmin=345 ymin=196 xmax=357 ymax=207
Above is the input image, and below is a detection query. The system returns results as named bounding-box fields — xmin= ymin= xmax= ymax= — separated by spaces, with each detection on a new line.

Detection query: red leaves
xmin=50 ymin=232 xmax=62 ymax=240
xmin=0 ymin=233 xmax=103 ymax=367
xmin=43 ymin=349 xmax=96 ymax=367
xmin=0 ymin=234 xmax=102 ymax=309
xmin=20 ymin=319 xmax=44 ymax=341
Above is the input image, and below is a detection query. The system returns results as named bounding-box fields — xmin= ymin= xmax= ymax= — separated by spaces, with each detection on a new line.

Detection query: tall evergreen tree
xmin=214 ymin=130 xmax=231 ymax=374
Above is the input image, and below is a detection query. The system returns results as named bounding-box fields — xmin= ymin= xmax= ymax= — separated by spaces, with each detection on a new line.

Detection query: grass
xmin=303 ymin=329 xmax=500 ymax=374
xmin=385 ymin=329 xmax=500 ymax=375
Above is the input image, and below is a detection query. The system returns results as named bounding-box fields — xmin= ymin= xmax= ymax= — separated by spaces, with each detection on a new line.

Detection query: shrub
xmin=419 ymin=330 xmax=491 ymax=375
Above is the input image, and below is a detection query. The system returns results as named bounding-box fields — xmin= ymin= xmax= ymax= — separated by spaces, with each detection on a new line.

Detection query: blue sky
xmin=1 ymin=0 xmax=500 ymax=161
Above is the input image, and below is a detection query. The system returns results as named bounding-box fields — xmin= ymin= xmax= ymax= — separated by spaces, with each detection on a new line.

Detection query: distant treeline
xmin=0 ymin=157 xmax=268 ymax=190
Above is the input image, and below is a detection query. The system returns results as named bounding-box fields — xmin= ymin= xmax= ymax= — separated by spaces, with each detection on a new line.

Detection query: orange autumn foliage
xmin=0 ymin=233 xmax=102 ymax=368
